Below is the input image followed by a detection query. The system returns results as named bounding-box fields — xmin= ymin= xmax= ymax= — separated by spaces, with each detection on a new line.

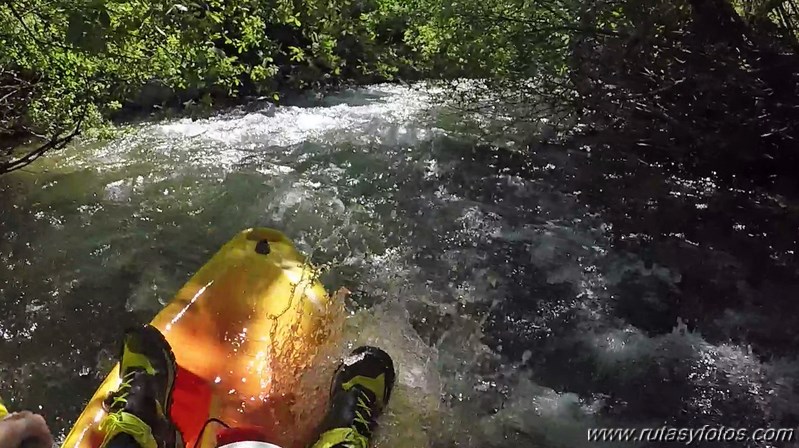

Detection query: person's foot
xmin=311 ymin=346 xmax=396 ymax=448
xmin=99 ymin=325 xmax=183 ymax=448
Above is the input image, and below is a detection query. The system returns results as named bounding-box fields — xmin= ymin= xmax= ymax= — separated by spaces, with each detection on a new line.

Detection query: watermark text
xmin=587 ymin=426 xmax=795 ymax=444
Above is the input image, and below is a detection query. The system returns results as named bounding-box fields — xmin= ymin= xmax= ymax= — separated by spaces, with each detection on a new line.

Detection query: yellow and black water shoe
xmin=311 ymin=346 xmax=396 ymax=448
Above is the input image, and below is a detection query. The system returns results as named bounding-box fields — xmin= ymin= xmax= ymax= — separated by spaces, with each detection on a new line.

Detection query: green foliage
xmin=0 ymin=0 xmax=425 ymax=151
xmin=6 ymin=0 xmax=799 ymax=179
xmin=398 ymin=0 xmax=614 ymax=125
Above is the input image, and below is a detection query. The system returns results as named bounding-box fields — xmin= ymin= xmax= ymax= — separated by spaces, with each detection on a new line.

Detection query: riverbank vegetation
xmin=409 ymin=0 xmax=799 ymax=192
xmin=0 ymin=0 xmax=418 ymax=173
xmin=2 ymin=0 xmax=799 ymax=193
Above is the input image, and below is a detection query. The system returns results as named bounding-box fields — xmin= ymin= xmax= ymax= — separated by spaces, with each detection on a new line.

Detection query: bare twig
xmin=0 ymin=112 xmax=84 ymax=174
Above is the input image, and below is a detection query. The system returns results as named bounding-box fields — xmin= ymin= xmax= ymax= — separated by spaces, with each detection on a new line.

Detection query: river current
xmin=1 ymin=84 xmax=799 ymax=447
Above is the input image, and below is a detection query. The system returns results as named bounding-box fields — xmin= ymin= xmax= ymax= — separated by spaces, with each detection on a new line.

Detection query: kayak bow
xmin=63 ymin=228 xmax=338 ymax=448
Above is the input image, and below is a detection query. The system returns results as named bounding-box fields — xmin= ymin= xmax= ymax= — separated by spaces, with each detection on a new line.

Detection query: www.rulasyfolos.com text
xmin=587 ymin=426 xmax=795 ymax=444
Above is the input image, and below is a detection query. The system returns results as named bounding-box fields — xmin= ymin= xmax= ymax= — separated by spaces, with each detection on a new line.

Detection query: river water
xmin=1 ymin=84 xmax=799 ymax=447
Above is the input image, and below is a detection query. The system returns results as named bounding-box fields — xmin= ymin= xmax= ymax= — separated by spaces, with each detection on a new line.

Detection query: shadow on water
xmin=2 ymin=84 xmax=799 ymax=447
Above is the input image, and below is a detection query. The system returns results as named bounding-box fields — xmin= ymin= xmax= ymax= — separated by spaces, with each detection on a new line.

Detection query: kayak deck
xmin=63 ymin=228 xmax=339 ymax=448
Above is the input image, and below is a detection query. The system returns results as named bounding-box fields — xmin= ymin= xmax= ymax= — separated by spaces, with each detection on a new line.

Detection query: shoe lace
xmin=104 ymin=371 xmax=137 ymax=412
xmin=98 ymin=409 xmax=158 ymax=448
xmin=99 ymin=411 xmax=149 ymax=439
xmin=352 ymin=389 xmax=374 ymax=431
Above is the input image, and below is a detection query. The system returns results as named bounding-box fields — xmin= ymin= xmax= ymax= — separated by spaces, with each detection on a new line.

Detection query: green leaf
xmin=207 ymin=11 xmax=223 ymax=23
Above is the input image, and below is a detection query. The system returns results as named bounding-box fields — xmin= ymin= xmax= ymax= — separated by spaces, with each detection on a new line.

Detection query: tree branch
xmin=0 ymin=0 xmax=76 ymax=51
xmin=491 ymin=13 xmax=630 ymax=38
xmin=0 ymin=114 xmax=84 ymax=174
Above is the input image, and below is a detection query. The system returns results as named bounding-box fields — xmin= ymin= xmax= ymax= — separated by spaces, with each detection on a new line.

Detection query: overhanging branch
xmin=0 ymin=114 xmax=84 ymax=174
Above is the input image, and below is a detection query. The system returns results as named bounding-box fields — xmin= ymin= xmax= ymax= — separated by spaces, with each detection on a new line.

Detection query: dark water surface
xmin=2 ymin=85 xmax=799 ymax=447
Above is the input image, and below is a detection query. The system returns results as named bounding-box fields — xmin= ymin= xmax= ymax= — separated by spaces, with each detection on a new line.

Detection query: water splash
xmin=1 ymin=84 xmax=799 ymax=448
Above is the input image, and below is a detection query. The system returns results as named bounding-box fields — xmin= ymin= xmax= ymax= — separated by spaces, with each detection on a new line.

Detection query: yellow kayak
xmin=63 ymin=228 xmax=340 ymax=448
